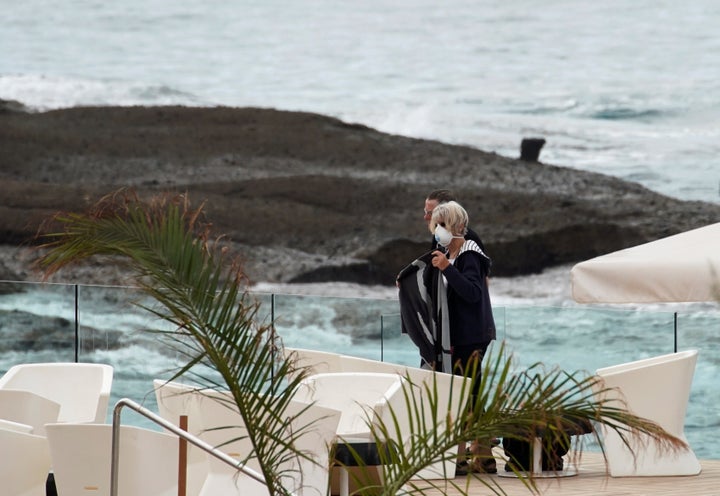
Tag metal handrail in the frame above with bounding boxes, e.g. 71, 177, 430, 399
110, 398, 267, 496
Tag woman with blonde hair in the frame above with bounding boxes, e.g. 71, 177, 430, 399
429, 200, 496, 474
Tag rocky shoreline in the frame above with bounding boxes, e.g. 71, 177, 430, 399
2, 103, 720, 287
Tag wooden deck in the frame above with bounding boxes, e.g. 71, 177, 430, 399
412, 449, 720, 496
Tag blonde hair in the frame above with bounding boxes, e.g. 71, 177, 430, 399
430, 200, 468, 236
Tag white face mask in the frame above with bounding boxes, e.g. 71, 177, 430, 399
434, 225, 460, 248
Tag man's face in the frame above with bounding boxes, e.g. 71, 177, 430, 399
423, 198, 439, 226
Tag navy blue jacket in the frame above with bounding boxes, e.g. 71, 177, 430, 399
440, 241, 496, 347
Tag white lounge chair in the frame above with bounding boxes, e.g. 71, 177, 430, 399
286, 349, 469, 479
293, 372, 405, 439
153, 379, 210, 496
0, 425, 52, 496
45, 423, 181, 496
331, 354, 469, 453
595, 349, 701, 476
282, 347, 344, 381
0, 362, 113, 424
155, 381, 341, 496
0, 389, 61, 436
195, 389, 341, 496
293, 372, 410, 495
0, 418, 34, 433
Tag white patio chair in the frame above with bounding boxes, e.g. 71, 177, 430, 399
286, 351, 468, 479
0, 362, 113, 423
292, 372, 410, 496
0, 389, 61, 436
0, 425, 52, 496
0, 418, 34, 433
595, 349, 701, 476
153, 379, 210, 496
282, 347, 344, 381
45, 423, 182, 496
293, 372, 405, 438
340, 355, 471, 479
195, 389, 341, 496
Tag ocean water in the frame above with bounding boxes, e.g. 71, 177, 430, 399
2, 0, 719, 203
2, 0, 720, 459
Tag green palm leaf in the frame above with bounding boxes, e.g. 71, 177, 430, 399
38, 189, 312, 495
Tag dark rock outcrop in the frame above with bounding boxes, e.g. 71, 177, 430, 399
0, 99, 30, 114
520, 137, 546, 162
2, 105, 719, 286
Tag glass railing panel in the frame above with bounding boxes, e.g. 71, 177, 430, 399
0, 281, 79, 368
675, 305, 720, 460
498, 305, 678, 372
75, 284, 182, 426
370, 311, 423, 367
264, 294, 512, 368
266, 293, 400, 362
497, 304, 720, 460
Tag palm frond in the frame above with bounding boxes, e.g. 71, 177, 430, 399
36, 189, 313, 495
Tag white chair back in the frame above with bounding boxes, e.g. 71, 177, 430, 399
595, 349, 701, 476
0, 363, 113, 423
0, 426, 52, 496
196, 390, 340, 496
282, 348, 344, 380
293, 372, 405, 438
153, 379, 210, 496
45, 423, 181, 496
0, 418, 34, 433
286, 350, 469, 479
0, 389, 61, 436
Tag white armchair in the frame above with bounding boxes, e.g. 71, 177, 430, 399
293, 372, 406, 439
0, 389, 61, 436
595, 349, 701, 476
282, 347, 344, 380
0, 425, 51, 496
155, 380, 343, 496
45, 423, 181, 496
285, 349, 470, 479
292, 372, 406, 496
153, 379, 210, 496
0, 362, 113, 424
195, 389, 341, 496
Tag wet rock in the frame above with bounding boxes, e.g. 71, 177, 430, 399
0, 99, 30, 114
1, 105, 719, 286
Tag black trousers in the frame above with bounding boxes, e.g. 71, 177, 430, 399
451, 342, 490, 409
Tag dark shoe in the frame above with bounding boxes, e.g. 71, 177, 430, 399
455, 460, 472, 476
457, 457, 497, 476
466, 441, 498, 474
475, 457, 498, 474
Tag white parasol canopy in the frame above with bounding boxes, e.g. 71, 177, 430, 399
571, 222, 720, 303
